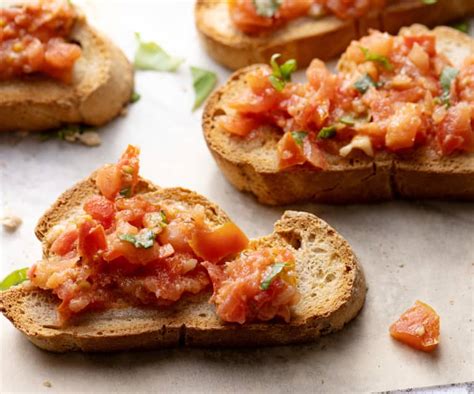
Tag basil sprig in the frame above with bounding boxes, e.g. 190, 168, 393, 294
0, 268, 29, 291
269, 53, 297, 92
439, 67, 459, 106
191, 66, 218, 111
260, 262, 287, 290
253, 0, 282, 17
119, 229, 155, 249
359, 46, 393, 71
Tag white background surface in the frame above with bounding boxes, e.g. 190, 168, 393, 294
0, 1, 473, 392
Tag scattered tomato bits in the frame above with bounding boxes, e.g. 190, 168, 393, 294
0, 0, 81, 83
389, 300, 440, 352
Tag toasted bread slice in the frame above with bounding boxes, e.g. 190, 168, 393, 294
0, 173, 365, 352
202, 25, 474, 205
195, 0, 474, 70
0, 13, 134, 132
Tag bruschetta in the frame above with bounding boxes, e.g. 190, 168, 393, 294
195, 0, 474, 70
0, 146, 366, 352
202, 25, 474, 204
0, 0, 133, 132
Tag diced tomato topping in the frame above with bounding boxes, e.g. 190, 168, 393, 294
204, 247, 300, 324
385, 103, 423, 151
403, 35, 436, 57
218, 114, 262, 137
0, 0, 81, 83
50, 229, 78, 256
84, 195, 116, 229
96, 164, 122, 200
77, 220, 107, 262
436, 102, 474, 155
190, 222, 249, 263
390, 301, 440, 352
277, 132, 307, 169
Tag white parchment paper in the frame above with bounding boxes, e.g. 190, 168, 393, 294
0, 1, 473, 392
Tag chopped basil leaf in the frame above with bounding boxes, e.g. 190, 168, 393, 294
0, 268, 29, 291
422, 0, 437, 4
160, 210, 168, 224
339, 116, 355, 126
134, 33, 183, 72
450, 20, 469, 33
38, 125, 88, 142
260, 262, 287, 290
291, 131, 308, 146
119, 187, 131, 197
119, 229, 155, 249
130, 91, 141, 103
191, 66, 218, 111
269, 53, 297, 91
354, 74, 378, 94
253, 0, 282, 18
439, 67, 459, 106
146, 211, 168, 228
359, 46, 393, 71
317, 126, 337, 139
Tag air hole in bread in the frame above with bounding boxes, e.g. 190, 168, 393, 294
96, 331, 103, 336
199, 313, 207, 318
213, 108, 226, 117
325, 273, 335, 283
280, 231, 302, 250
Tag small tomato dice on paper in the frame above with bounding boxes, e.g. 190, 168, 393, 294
389, 300, 440, 352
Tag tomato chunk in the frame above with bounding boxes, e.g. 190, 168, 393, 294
84, 195, 116, 229
389, 300, 440, 352
190, 222, 249, 263
78, 221, 107, 262
277, 132, 306, 169
218, 114, 262, 137
50, 229, 78, 256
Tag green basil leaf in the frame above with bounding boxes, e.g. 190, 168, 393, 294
191, 66, 218, 111
134, 33, 183, 72
422, 0, 437, 4
119, 229, 155, 249
260, 262, 287, 290
253, 0, 282, 18
354, 74, 378, 94
0, 268, 29, 291
38, 125, 87, 142
269, 75, 285, 91
450, 20, 469, 33
339, 116, 356, 126
130, 91, 141, 103
360, 46, 393, 71
291, 131, 308, 146
439, 66, 459, 106
317, 126, 337, 139
268, 53, 297, 91
119, 187, 131, 198
160, 210, 168, 225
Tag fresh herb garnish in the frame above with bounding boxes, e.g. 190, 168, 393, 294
439, 66, 459, 106
130, 91, 141, 103
339, 116, 355, 126
291, 131, 308, 146
191, 66, 218, 111
422, 0, 437, 4
0, 268, 29, 291
450, 20, 469, 33
119, 187, 131, 198
39, 125, 83, 141
354, 74, 379, 94
269, 53, 297, 92
260, 262, 287, 290
160, 210, 168, 224
359, 46, 393, 71
145, 211, 168, 228
317, 126, 337, 139
253, 0, 282, 17
134, 33, 183, 72
119, 229, 155, 249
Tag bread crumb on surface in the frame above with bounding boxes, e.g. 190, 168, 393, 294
43, 381, 52, 388
1, 215, 22, 231
77, 131, 101, 147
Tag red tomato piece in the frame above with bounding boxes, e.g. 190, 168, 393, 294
50, 228, 78, 256
96, 164, 122, 200
190, 222, 249, 263
277, 132, 306, 169
389, 300, 440, 352
78, 221, 107, 261
404, 35, 436, 57
218, 114, 262, 137
436, 102, 474, 155
84, 195, 116, 229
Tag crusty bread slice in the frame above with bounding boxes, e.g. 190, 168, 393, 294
0, 173, 365, 352
195, 0, 474, 70
0, 13, 134, 132
202, 25, 474, 205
